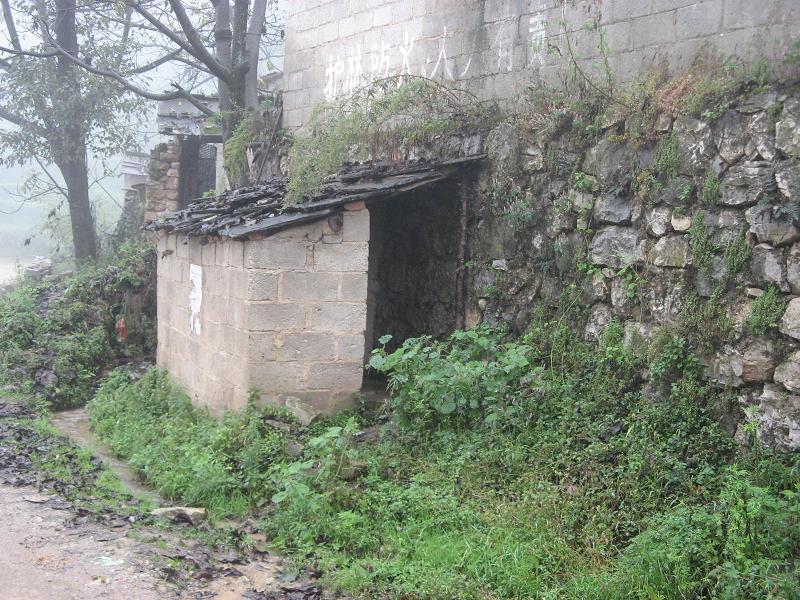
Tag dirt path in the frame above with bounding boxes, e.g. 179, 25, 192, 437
0, 483, 168, 600
50, 408, 161, 504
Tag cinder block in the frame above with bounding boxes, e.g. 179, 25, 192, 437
230, 242, 245, 268
338, 273, 368, 301
246, 239, 310, 270
630, 11, 676, 49
249, 360, 307, 393
276, 332, 337, 361
675, 0, 723, 40
310, 302, 367, 332
248, 271, 279, 300
248, 332, 275, 362
229, 268, 248, 300
247, 302, 307, 331
314, 242, 369, 272
307, 361, 364, 390
342, 209, 370, 242
176, 236, 190, 259
279, 272, 339, 301
336, 333, 366, 362
189, 238, 203, 263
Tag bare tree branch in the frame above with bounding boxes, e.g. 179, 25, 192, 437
165, 0, 232, 82
39, 25, 214, 115
0, 0, 21, 52
0, 105, 48, 137
245, 0, 268, 110
128, 47, 182, 74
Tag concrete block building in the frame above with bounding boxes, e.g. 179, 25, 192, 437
151, 160, 478, 414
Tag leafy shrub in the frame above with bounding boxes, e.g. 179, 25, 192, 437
702, 168, 721, 204
0, 241, 156, 408
723, 232, 752, 275
89, 369, 291, 515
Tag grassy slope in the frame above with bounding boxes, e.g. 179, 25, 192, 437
88, 315, 800, 599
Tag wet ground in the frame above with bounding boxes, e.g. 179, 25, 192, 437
0, 398, 328, 600
51, 408, 161, 504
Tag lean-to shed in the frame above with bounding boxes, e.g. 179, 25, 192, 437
149, 156, 482, 415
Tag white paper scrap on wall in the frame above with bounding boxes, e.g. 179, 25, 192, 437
189, 263, 203, 335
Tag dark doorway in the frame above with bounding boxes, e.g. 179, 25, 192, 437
178, 137, 219, 208
364, 181, 463, 365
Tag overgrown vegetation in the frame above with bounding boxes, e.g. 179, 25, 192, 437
89, 370, 293, 515
89, 303, 800, 598
702, 168, 721, 204
0, 241, 156, 408
286, 77, 495, 204
689, 213, 719, 275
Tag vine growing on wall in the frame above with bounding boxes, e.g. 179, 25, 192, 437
285, 76, 496, 205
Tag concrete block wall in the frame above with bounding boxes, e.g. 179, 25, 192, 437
282, 0, 800, 128
156, 232, 250, 414
155, 205, 370, 415
244, 205, 370, 414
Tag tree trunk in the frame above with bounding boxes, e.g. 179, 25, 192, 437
57, 152, 98, 265
244, 0, 268, 111
53, 0, 97, 264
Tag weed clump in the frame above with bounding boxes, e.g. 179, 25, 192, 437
654, 132, 682, 180
689, 213, 719, 274
746, 284, 787, 335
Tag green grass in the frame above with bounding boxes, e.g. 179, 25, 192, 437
89, 369, 294, 516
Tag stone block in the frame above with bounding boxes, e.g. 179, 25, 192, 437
247, 302, 307, 331
314, 242, 369, 272
176, 235, 190, 258
311, 303, 367, 333
339, 273, 368, 301
307, 361, 364, 390
279, 272, 339, 301
674, 0, 723, 40
248, 332, 275, 362
247, 271, 279, 301
276, 332, 337, 361
630, 10, 676, 49
246, 239, 310, 270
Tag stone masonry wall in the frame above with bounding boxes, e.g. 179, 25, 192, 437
282, 0, 800, 128
145, 141, 181, 222
155, 205, 370, 416
468, 84, 800, 452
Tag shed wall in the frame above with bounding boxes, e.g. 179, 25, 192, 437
155, 205, 370, 415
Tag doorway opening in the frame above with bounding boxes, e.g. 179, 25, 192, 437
364, 180, 464, 386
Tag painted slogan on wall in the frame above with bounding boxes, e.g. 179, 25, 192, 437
323, 3, 557, 101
